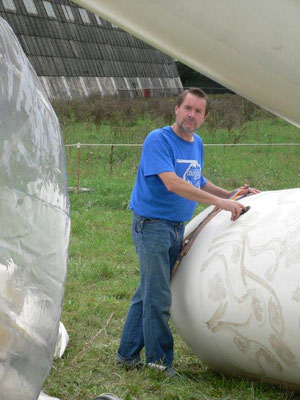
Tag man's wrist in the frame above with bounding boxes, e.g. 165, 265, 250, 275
226, 189, 235, 199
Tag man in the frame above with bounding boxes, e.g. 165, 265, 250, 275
116, 88, 259, 377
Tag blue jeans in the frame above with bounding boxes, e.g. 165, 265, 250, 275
117, 213, 184, 367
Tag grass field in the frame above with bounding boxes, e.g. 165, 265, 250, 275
45, 96, 299, 400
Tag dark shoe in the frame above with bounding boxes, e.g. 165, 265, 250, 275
115, 353, 143, 369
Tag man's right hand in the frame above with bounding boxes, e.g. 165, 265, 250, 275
216, 198, 247, 221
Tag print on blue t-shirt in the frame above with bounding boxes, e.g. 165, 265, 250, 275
130, 126, 207, 221
177, 159, 202, 188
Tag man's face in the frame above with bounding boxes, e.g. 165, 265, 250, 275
174, 93, 207, 136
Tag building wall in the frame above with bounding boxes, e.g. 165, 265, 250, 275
0, 0, 182, 99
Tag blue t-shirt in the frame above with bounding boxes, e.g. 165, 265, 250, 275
129, 126, 207, 221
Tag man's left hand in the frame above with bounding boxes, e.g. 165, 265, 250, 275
229, 184, 261, 198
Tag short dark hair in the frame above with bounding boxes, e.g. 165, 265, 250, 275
176, 87, 210, 116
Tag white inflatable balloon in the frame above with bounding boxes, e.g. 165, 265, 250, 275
0, 17, 70, 399
54, 322, 70, 360
171, 189, 300, 390
73, 0, 300, 127
38, 392, 60, 400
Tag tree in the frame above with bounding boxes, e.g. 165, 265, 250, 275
176, 61, 228, 92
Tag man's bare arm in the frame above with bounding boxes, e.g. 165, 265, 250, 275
202, 179, 261, 198
158, 172, 245, 221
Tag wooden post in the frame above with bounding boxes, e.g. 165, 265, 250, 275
110, 145, 114, 174
77, 143, 81, 191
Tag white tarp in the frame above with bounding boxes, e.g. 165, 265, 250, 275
0, 17, 70, 399
73, 0, 300, 128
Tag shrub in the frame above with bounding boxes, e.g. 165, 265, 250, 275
52, 93, 274, 131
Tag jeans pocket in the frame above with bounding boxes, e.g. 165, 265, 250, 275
134, 218, 143, 233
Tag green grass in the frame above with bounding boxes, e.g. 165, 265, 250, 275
44, 111, 299, 400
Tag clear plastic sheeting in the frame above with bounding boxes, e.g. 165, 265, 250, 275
0, 17, 70, 400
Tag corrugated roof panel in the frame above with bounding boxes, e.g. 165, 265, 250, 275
116, 31, 125, 46
30, 18, 44, 36
112, 46, 122, 61
18, 14, 31, 34
34, 36, 47, 55
25, 16, 39, 34
52, 1, 64, 20
16, 0, 27, 14
37, 55, 58, 75
103, 29, 112, 43
93, 27, 103, 43
90, 43, 100, 58
83, 58, 94, 75
48, 38, 59, 56
74, 59, 84, 75
74, 22, 84, 41
67, 22, 79, 40
142, 48, 150, 63
83, 58, 92, 75
110, 30, 119, 45
89, 25, 99, 41
82, 25, 92, 42
62, 39, 75, 57
126, 48, 136, 62
53, 57, 67, 75
56, 38, 68, 57
57, 21, 68, 40
47, 20, 59, 38
101, 44, 110, 59
27, 54, 41, 74
69, 40, 80, 58
17, 34, 29, 53
73, 58, 84, 75
34, 0, 46, 16
117, 46, 125, 61
4, 13, 17, 32
43, 37, 57, 56
92, 59, 103, 75
26, 35, 38, 54
101, 59, 111, 76
121, 61, 130, 77
62, 58, 73, 75
81, 42, 91, 58
10, 14, 21, 33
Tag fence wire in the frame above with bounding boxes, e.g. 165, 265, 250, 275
65, 142, 300, 191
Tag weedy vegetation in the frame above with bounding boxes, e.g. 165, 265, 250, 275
45, 94, 299, 400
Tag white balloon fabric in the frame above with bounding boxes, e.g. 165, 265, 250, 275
0, 17, 70, 400
38, 392, 60, 400
171, 189, 300, 390
54, 322, 70, 360
72, 0, 300, 127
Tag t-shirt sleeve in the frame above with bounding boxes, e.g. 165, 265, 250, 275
199, 138, 207, 187
142, 133, 175, 176
200, 174, 207, 187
